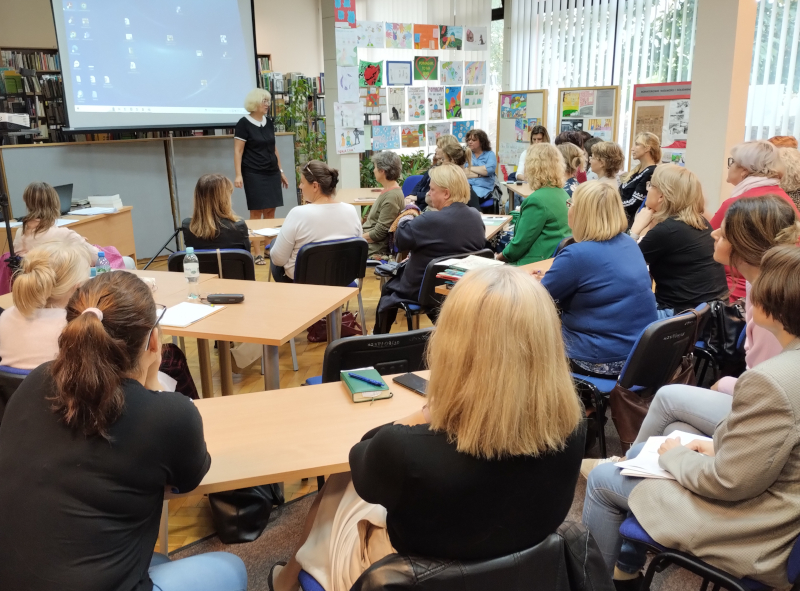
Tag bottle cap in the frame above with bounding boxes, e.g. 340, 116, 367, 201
186, 247, 194, 254
98, 252, 105, 257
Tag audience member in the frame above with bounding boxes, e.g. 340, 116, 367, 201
464, 129, 497, 206
542, 181, 657, 378
438, 141, 481, 210
270, 161, 361, 282
497, 143, 570, 266
0, 271, 246, 591
778, 146, 800, 209
767, 135, 798, 149
710, 140, 798, 299
181, 174, 251, 257
408, 134, 461, 209
589, 142, 625, 183
583, 136, 604, 181
271, 265, 586, 591
630, 164, 727, 317
516, 124, 550, 180
362, 152, 404, 260
583, 245, 800, 590
374, 164, 485, 334
557, 142, 586, 196
619, 132, 660, 224
555, 132, 588, 183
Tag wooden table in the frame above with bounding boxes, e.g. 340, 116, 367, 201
482, 214, 512, 240
506, 182, 532, 201
434, 258, 555, 296
245, 218, 285, 255
336, 187, 380, 207
156, 278, 358, 396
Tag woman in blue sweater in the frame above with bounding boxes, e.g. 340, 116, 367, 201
541, 181, 657, 377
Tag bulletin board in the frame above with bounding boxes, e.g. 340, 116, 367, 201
630, 81, 691, 168
556, 85, 620, 142
495, 89, 548, 174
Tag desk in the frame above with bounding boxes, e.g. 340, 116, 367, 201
505, 182, 532, 202
433, 258, 555, 296
336, 187, 380, 207
482, 214, 512, 240
245, 218, 285, 255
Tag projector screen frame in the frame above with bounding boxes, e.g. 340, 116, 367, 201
49, 0, 261, 134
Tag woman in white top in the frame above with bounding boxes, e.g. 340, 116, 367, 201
515, 125, 550, 181
270, 160, 362, 282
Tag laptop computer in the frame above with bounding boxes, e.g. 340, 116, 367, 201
53, 184, 73, 215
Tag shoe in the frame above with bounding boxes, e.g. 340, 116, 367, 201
267, 561, 287, 591
580, 456, 622, 479
613, 573, 644, 591
254, 254, 266, 265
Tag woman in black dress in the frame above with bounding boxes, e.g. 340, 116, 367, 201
233, 88, 288, 220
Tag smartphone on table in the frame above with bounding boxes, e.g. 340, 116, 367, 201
392, 373, 428, 397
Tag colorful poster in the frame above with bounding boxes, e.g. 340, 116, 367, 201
427, 86, 445, 121
413, 56, 438, 81
334, 0, 356, 28
514, 119, 528, 142
385, 22, 413, 49
386, 61, 413, 86
441, 61, 463, 84
356, 20, 384, 48
372, 125, 401, 150
578, 90, 595, 116
413, 24, 439, 50
500, 93, 527, 118
334, 102, 364, 129
445, 86, 462, 119
499, 141, 528, 166
359, 60, 383, 87
562, 91, 580, 117
453, 120, 475, 142
463, 86, 484, 107
337, 66, 359, 103
464, 26, 488, 51
427, 122, 452, 146
359, 86, 386, 114
335, 28, 358, 67
588, 118, 613, 140
439, 26, 463, 50
407, 87, 426, 121
337, 128, 365, 154
388, 87, 405, 122
464, 61, 486, 85
401, 124, 425, 148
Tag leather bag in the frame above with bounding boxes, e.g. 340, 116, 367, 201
307, 311, 362, 343
701, 299, 747, 376
208, 483, 284, 544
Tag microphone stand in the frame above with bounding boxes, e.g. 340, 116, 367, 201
0, 193, 21, 274
142, 227, 183, 270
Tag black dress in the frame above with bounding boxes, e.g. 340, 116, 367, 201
234, 115, 284, 210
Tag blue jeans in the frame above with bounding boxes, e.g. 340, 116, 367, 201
149, 552, 247, 591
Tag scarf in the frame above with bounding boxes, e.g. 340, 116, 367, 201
730, 176, 780, 199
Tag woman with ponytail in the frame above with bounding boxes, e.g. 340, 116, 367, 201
0, 271, 246, 591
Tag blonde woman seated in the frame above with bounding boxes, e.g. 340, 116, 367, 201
778, 146, 800, 210
270, 265, 586, 591
557, 142, 586, 197
541, 181, 656, 378
589, 142, 625, 184
496, 143, 570, 266
0, 242, 89, 369
181, 174, 252, 257
408, 134, 462, 209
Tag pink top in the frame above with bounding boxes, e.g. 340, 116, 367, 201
0, 306, 67, 370
716, 282, 783, 395
13, 221, 99, 264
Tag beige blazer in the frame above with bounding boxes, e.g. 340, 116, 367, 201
629, 338, 800, 589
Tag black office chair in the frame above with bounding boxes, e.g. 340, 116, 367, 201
294, 237, 369, 335
0, 365, 30, 425
553, 235, 575, 257
167, 248, 256, 281
400, 249, 495, 331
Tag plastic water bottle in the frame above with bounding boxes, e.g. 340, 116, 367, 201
184, 247, 200, 300
96, 252, 110, 274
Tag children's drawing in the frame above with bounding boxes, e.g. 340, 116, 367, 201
441, 61, 463, 85
335, 28, 358, 67
427, 123, 452, 146
500, 93, 527, 118
464, 27, 488, 51
439, 26, 463, 50
334, 0, 356, 28
464, 61, 486, 85
337, 66, 359, 103
414, 56, 438, 81
463, 86, 484, 107
385, 23, 413, 49
372, 126, 401, 150
359, 60, 383, 87
388, 87, 405, 122
386, 61, 413, 86
427, 86, 445, 121
356, 20, 383, 48
445, 86, 462, 119
452, 120, 475, 142
413, 24, 439, 50
407, 87, 426, 121
401, 124, 425, 148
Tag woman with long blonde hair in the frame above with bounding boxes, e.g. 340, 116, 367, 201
557, 142, 586, 197
620, 132, 661, 224
270, 265, 586, 591
181, 174, 252, 257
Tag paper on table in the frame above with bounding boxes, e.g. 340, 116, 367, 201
253, 227, 280, 237
161, 301, 225, 328
436, 255, 505, 270
55, 219, 78, 227
8, 221, 22, 228
354, 197, 375, 202
482, 216, 507, 225
615, 430, 713, 480
69, 207, 118, 216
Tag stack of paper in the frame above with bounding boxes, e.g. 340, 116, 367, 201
88, 194, 124, 209
483, 216, 508, 226
436, 255, 505, 270
70, 207, 118, 216
614, 431, 713, 480
160, 302, 225, 328
253, 227, 281, 238
55, 219, 78, 227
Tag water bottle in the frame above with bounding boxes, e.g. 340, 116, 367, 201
96, 252, 110, 274
184, 247, 200, 300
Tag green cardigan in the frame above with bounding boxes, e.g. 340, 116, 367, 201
502, 186, 571, 265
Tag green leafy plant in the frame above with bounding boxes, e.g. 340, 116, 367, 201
274, 79, 327, 187
359, 150, 432, 188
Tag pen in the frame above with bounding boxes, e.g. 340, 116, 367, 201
347, 372, 384, 387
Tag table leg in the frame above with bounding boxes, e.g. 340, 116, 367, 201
218, 341, 234, 396
263, 345, 280, 391
158, 499, 169, 554
326, 307, 343, 343
197, 338, 213, 398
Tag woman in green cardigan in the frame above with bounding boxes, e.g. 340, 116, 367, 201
497, 143, 571, 265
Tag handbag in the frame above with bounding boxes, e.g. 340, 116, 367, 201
307, 311, 362, 343
208, 483, 284, 544
701, 299, 747, 376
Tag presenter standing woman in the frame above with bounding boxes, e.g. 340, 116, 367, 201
234, 88, 288, 220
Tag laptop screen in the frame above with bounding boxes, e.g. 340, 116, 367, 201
52, 184, 73, 216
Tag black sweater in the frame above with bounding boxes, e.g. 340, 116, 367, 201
181, 218, 251, 252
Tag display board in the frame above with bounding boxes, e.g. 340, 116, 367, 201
556, 85, 620, 143
495, 89, 547, 177
630, 82, 691, 168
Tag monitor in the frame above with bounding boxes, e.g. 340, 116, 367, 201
53, 184, 74, 215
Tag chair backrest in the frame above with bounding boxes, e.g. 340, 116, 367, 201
552, 235, 575, 257
417, 249, 495, 308
0, 365, 30, 425
320, 328, 433, 383
168, 249, 255, 281
402, 175, 424, 197
618, 312, 700, 390
294, 237, 368, 287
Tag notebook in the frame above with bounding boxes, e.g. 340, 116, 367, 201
253, 227, 281, 237
614, 430, 713, 480
160, 302, 225, 328
340, 367, 392, 403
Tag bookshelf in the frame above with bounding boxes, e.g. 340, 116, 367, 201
256, 54, 272, 90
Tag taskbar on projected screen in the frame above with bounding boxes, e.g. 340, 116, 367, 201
73, 106, 247, 114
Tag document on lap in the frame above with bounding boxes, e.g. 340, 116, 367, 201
615, 430, 713, 480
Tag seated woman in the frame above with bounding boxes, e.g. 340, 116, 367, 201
408, 134, 461, 210
270, 161, 362, 282
778, 146, 800, 210
556, 142, 585, 196
619, 132, 660, 225
438, 141, 481, 210
181, 173, 252, 259
541, 181, 656, 378
496, 143, 570, 266
629, 164, 728, 318
373, 164, 485, 334
463, 129, 497, 206
0, 271, 246, 591
555, 131, 587, 183
583, 137, 603, 181
589, 141, 624, 184
362, 151, 405, 260
272, 265, 586, 591
583, 245, 800, 591
516, 124, 550, 181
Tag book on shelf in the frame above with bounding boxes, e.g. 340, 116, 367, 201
0, 50, 60, 72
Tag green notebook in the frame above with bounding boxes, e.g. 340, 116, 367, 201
341, 367, 392, 403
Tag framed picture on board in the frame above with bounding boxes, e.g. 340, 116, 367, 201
494, 89, 548, 169
386, 61, 413, 86
556, 86, 620, 143
630, 81, 691, 169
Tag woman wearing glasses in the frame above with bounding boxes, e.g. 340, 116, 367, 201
270, 160, 362, 282
0, 271, 247, 591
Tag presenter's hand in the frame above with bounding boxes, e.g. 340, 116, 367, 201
280, 172, 289, 189
234, 175, 243, 189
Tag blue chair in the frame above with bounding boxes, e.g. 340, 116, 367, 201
168, 248, 256, 281
0, 365, 31, 424
572, 308, 702, 457
402, 174, 424, 198
620, 515, 800, 591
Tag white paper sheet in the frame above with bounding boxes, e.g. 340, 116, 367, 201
55, 219, 79, 226
69, 207, 117, 216
253, 227, 280, 237
161, 301, 225, 328
615, 430, 713, 480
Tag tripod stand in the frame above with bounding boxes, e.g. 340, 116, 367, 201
0, 193, 21, 275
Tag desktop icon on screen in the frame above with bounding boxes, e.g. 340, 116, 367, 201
220, 35, 227, 44
124, 17, 130, 25
92, 91, 97, 98
128, 47, 133, 54
83, 32, 90, 39
82, 18, 89, 25
126, 33, 132, 40
68, 16, 74, 24
200, 80, 208, 86
66, 2, 73, 9
74, 60, 80, 67
130, 62, 136, 69
76, 75, 81, 83
176, 6, 181, 13
70, 31, 77, 39
71, 45, 78, 53
167, 35, 174, 42
89, 75, 95, 83
196, 50, 203, 56
77, 90, 83, 98
104, 76, 110, 83
81, 3, 87, 9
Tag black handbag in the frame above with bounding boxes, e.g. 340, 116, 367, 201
701, 299, 747, 376
208, 483, 284, 544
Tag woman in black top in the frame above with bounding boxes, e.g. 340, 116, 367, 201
619, 132, 660, 225
234, 88, 288, 220
629, 164, 728, 317
182, 173, 252, 255
0, 272, 246, 591
270, 265, 585, 591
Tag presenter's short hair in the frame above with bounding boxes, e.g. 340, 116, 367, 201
429, 163, 470, 204
244, 88, 271, 113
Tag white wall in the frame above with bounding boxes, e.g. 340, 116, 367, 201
253, 0, 324, 76
0, 0, 57, 49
